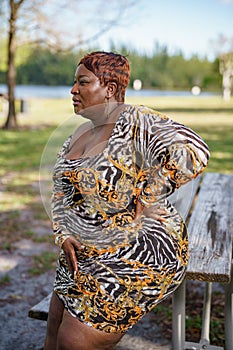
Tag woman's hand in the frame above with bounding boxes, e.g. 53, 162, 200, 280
61, 237, 84, 275
134, 200, 167, 223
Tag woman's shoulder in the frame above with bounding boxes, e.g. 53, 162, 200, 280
125, 104, 171, 127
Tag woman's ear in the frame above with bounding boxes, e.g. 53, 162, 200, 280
106, 82, 117, 99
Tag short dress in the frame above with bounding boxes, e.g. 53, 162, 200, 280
52, 105, 209, 333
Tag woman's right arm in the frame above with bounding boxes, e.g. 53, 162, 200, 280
51, 172, 71, 248
52, 173, 83, 274
51, 133, 86, 274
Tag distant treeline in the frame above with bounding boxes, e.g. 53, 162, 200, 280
0, 45, 222, 91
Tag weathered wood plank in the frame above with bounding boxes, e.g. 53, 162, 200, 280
186, 173, 233, 283
28, 293, 51, 320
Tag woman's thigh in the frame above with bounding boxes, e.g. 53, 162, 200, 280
57, 309, 124, 350
47, 292, 64, 330
44, 291, 64, 350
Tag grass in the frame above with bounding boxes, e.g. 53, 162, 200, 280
0, 274, 11, 286
1, 95, 232, 176
0, 126, 54, 174
29, 251, 58, 275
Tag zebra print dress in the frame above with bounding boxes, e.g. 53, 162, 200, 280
52, 105, 209, 333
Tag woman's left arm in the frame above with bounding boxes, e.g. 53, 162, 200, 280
136, 111, 210, 207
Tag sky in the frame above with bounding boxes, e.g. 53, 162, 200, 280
82, 0, 233, 60
2, 0, 233, 62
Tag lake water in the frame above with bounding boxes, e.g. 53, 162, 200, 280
0, 84, 219, 99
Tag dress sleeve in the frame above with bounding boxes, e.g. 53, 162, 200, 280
51, 137, 72, 248
135, 108, 210, 206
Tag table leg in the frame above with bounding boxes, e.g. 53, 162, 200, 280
200, 282, 212, 343
224, 271, 233, 350
172, 279, 186, 350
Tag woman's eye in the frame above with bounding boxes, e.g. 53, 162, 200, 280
79, 80, 88, 85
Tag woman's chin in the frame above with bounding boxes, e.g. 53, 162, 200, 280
74, 106, 84, 115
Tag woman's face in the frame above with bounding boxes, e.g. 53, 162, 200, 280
71, 64, 108, 115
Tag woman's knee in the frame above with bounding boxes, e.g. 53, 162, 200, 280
57, 310, 123, 350
57, 311, 86, 350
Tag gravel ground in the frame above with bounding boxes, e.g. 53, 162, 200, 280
0, 239, 171, 350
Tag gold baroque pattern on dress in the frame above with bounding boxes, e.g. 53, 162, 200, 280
52, 105, 209, 333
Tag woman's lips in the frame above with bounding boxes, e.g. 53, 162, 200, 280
72, 99, 81, 106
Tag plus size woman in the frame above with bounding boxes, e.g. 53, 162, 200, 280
43, 51, 209, 350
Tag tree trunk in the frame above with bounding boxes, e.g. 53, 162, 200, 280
219, 52, 233, 102
3, 0, 17, 129
222, 70, 232, 101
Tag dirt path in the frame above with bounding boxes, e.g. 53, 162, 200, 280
0, 243, 55, 350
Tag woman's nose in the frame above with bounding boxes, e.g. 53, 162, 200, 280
71, 83, 79, 95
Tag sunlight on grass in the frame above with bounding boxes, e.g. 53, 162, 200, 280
1, 170, 40, 211
18, 98, 74, 127
126, 95, 233, 110
0, 95, 232, 230
1, 192, 33, 211
167, 112, 233, 126
212, 151, 232, 159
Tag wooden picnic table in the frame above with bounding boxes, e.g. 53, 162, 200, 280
171, 172, 233, 350
29, 172, 233, 350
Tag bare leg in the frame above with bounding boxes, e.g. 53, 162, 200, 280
57, 309, 124, 350
44, 292, 64, 350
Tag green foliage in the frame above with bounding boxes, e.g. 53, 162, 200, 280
186, 313, 202, 329
0, 43, 220, 90
16, 47, 79, 85
1, 242, 11, 250
125, 43, 221, 91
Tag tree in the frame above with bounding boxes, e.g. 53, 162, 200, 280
4, 0, 25, 129
0, 0, 136, 129
219, 52, 233, 101
212, 34, 233, 101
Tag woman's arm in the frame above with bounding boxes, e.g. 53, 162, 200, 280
135, 109, 210, 206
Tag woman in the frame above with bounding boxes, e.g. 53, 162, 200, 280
44, 51, 209, 350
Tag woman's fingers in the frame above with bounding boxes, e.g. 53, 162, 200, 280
62, 237, 84, 275
69, 249, 78, 275
134, 200, 167, 222
134, 200, 144, 222
143, 206, 167, 222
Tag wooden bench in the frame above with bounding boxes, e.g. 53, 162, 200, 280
171, 173, 233, 350
29, 172, 233, 350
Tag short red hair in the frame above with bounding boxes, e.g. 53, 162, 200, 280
78, 51, 130, 102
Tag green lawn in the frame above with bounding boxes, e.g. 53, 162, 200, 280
1, 95, 232, 175
0, 95, 232, 214
0, 95, 232, 211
